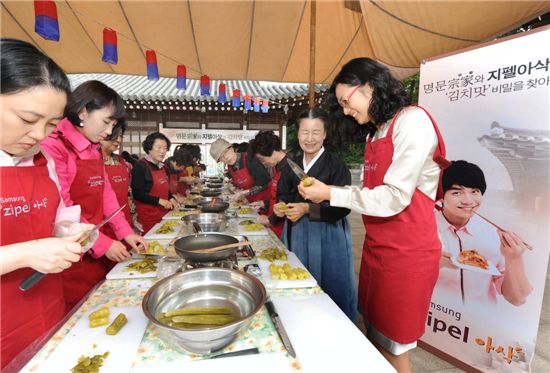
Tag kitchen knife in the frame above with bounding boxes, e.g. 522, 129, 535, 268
265, 300, 296, 358
19, 204, 127, 291
210, 347, 259, 359
286, 158, 307, 181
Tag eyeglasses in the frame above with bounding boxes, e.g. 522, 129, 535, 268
338, 84, 361, 109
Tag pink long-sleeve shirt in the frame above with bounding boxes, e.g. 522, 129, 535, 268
41, 118, 133, 257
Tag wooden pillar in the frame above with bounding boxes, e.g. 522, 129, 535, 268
308, 0, 316, 109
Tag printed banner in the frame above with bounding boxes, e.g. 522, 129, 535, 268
419, 28, 550, 372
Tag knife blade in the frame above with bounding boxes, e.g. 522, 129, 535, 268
286, 158, 307, 181
265, 300, 296, 358
19, 203, 127, 291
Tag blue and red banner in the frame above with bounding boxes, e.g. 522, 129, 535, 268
146, 50, 159, 81
102, 28, 117, 64
261, 99, 269, 113
218, 83, 227, 104
200, 75, 210, 96
244, 94, 252, 110
177, 65, 186, 89
232, 89, 241, 107
34, 1, 59, 41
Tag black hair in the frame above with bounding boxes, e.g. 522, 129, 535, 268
65, 80, 126, 127
251, 131, 282, 157
121, 150, 136, 165
171, 147, 194, 167
442, 160, 487, 195
1, 38, 70, 96
142, 132, 171, 154
232, 142, 249, 153
326, 57, 411, 145
106, 119, 127, 140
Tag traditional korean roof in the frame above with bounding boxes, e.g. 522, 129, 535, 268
478, 122, 550, 193
68, 74, 328, 103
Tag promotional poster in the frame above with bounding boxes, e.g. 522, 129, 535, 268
419, 28, 549, 372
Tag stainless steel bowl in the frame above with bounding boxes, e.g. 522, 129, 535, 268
142, 268, 267, 354
183, 212, 227, 232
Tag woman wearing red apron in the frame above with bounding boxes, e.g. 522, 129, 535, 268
131, 132, 180, 233
99, 122, 134, 240
209, 138, 271, 203
0, 39, 83, 369
250, 131, 288, 237
42, 81, 147, 311
164, 147, 195, 203
298, 58, 448, 372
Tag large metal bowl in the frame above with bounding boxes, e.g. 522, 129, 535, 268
183, 212, 227, 232
142, 268, 266, 354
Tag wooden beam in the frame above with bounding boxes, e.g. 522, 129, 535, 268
309, 0, 316, 109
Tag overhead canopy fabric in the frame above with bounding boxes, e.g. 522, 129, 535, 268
2, 1, 549, 83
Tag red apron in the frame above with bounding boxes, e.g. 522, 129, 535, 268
267, 166, 284, 237
228, 153, 271, 203
134, 159, 169, 233
0, 153, 65, 368
165, 164, 180, 196
177, 168, 188, 196
359, 106, 448, 344
62, 153, 113, 311
100, 155, 132, 240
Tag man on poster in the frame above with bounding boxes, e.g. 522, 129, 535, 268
435, 160, 532, 306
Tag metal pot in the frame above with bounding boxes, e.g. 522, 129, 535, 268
206, 182, 224, 189
183, 212, 227, 232
198, 200, 229, 213
174, 223, 238, 262
142, 268, 267, 354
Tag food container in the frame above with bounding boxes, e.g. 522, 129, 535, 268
142, 268, 267, 354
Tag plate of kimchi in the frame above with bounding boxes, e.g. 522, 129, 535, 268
451, 250, 501, 275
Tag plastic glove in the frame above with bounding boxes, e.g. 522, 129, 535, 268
53, 221, 98, 252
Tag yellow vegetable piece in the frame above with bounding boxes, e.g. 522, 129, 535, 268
302, 176, 313, 187
106, 313, 128, 336
88, 307, 109, 321
89, 317, 109, 328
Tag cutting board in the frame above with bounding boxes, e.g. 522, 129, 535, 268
238, 224, 269, 236
162, 210, 198, 220
36, 306, 148, 373
257, 252, 317, 288
143, 221, 183, 240
106, 258, 158, 279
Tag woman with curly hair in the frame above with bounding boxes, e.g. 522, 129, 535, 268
298, 58, 448, 372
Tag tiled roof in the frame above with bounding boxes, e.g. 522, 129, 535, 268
68, 74, 329, 102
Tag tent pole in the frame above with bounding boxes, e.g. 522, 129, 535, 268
309, 0, 316, 109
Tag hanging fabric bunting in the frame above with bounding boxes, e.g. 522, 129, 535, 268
102, 28, 117, 64
176, 65, 186, 90
145, 50, 159, 81
34, 1, 60, 41
253, 97, 261, 112
200, 75, 210, 96
261, 99, 269, 113
232, 89, 241, 107
244, 94, 252, 111
218, 83, 227, 104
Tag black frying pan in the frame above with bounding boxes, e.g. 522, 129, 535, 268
200, 189, 222, 197
198, 200, 229, 213
174, 223, 238, 262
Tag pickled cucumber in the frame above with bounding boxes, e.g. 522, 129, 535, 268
88, 307, 109, 321
124, 258, 157, 274
171, 314, 238, 325
164, 306, 232, 317
71, 351, 109, 373
89, 317, 109, 328
258, 247, 288, 262
106, 313, 127, 335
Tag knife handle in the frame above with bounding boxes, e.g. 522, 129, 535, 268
265, 300, 277, 316
19, 271, 46, 291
